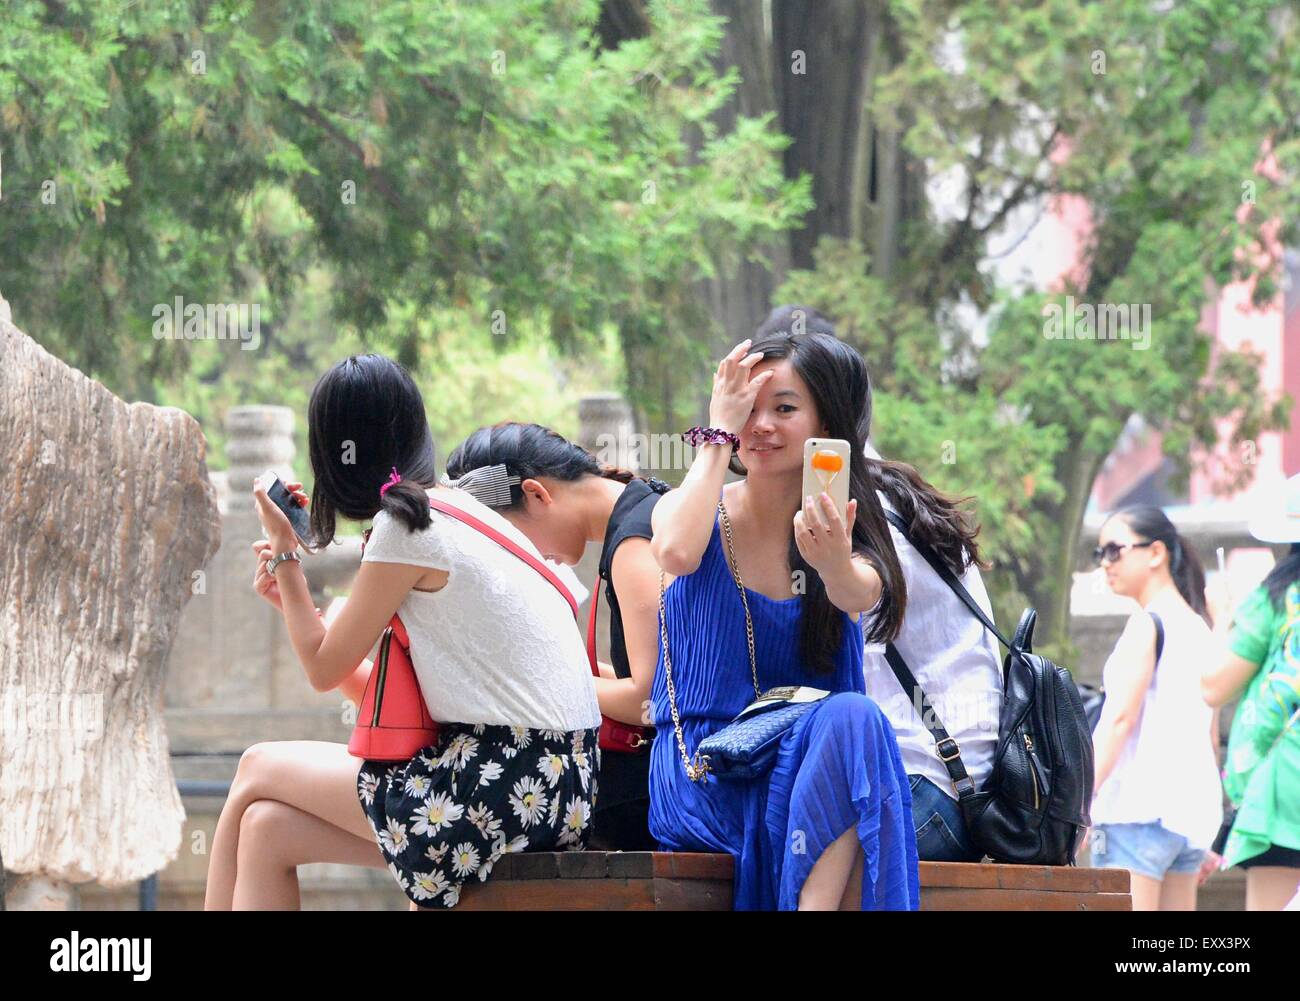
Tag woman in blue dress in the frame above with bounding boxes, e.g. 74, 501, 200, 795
648, 309, 920, 910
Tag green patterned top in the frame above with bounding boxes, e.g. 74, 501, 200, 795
1222, 582, 1300, 865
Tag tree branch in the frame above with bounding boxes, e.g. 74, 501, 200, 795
280, 95, 406, 212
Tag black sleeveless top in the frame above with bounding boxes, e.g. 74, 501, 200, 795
598, 477, 671, 679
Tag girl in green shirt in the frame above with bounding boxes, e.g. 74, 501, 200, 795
1204, 484, 1300, 911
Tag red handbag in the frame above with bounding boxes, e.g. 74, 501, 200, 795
586, 581, 651, 753
347, 614, 438, 762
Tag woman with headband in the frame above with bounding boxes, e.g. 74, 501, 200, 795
445, 422, 671, 851
203, 354, 601, 910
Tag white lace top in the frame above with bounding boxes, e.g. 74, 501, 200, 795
360, 490, 601, 732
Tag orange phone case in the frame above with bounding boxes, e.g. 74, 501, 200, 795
801, 438, 852, 525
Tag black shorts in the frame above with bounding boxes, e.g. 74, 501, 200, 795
1237, 843, 1300, 869
589, 740, 656, 851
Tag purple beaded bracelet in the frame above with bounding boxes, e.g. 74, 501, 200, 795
683, 426, 740, 452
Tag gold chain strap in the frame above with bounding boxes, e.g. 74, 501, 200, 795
659, 499, 758, 782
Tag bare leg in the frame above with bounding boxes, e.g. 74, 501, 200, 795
1156, 872, 1198, 911
799, 827, 859, 910
1128, 871, 1163, 911
205, 740, 374, 910
838, 847, 865, 910
233, 799, 388, 910
1246, 867, 1300, 910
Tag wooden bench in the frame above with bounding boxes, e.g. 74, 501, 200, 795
424, 852, 1131, 910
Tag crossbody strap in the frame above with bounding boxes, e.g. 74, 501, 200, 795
883, 643, 979, 800
881, 509, 999, 801
884, 510, 1012, 653
427, 496, 579, 621
586, 578, 601, 680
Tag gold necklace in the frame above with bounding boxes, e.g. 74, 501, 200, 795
659, 500, 759, 782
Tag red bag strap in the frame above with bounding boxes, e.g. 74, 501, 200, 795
586, 578, 600, 679
389, 614, 410, 649
426, 496, 579, 620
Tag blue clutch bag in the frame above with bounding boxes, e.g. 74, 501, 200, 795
695, 687, 831, 781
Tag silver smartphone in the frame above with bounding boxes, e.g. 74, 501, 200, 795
801, 439, 851, 525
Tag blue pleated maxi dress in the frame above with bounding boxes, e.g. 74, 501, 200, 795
647, 514, 921, 910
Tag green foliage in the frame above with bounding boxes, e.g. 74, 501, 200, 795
777, 237, 1066, 578
783, 0, 1298, 651
4, 0, 1298, 656
0, 0, 806, 415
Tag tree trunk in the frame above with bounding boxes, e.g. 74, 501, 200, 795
1012, 437, 1109, 659
691, 0, 793, 422
600, 1, 927, 433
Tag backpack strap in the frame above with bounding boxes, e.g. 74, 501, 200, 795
881, 509, 1003, 802
883, 642, 979, 802
884, 510, 1013, 654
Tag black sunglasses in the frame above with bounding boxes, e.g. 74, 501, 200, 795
1093, 540, 1155, 566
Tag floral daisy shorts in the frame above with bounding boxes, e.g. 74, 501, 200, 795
357, 721, 600, 908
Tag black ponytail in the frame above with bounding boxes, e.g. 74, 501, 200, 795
376, 478, 433, 534
445, 422, 641, 509
306, 354, 437, 546
1114, 505, 1210, 626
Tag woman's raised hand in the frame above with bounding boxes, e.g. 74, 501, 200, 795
252, 536, 322, 617
708, 338, 772, 436
794, 493, 859, 577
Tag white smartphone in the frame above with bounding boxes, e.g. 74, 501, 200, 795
802, 438, 852, 525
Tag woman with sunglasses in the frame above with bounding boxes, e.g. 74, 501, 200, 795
1087, 506, 1222, 910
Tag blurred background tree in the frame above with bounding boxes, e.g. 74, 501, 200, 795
0, 0, 805, 459
638, 0, 1299, 652
3, 0, 1298, 652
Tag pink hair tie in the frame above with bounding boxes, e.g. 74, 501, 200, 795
379, 467, 402, 498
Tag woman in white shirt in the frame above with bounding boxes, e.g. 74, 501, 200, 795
860, 448, 1003, 862
203, 354, 601, 910
1088, 505, 1222, 911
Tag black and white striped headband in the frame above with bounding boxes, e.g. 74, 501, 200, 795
439, 464, 521, 508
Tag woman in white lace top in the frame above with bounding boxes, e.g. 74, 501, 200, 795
204, 354, 600, 911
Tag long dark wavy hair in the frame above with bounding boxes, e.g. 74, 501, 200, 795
741, 306, 988, 674
306, 354, 439, 547
1110, 505, 1211, 626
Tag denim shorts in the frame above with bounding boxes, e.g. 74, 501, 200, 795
908, 773, 982, 863
1090, 822, 1204, 880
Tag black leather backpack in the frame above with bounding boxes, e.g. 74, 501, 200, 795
883, 512, 1094, 866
